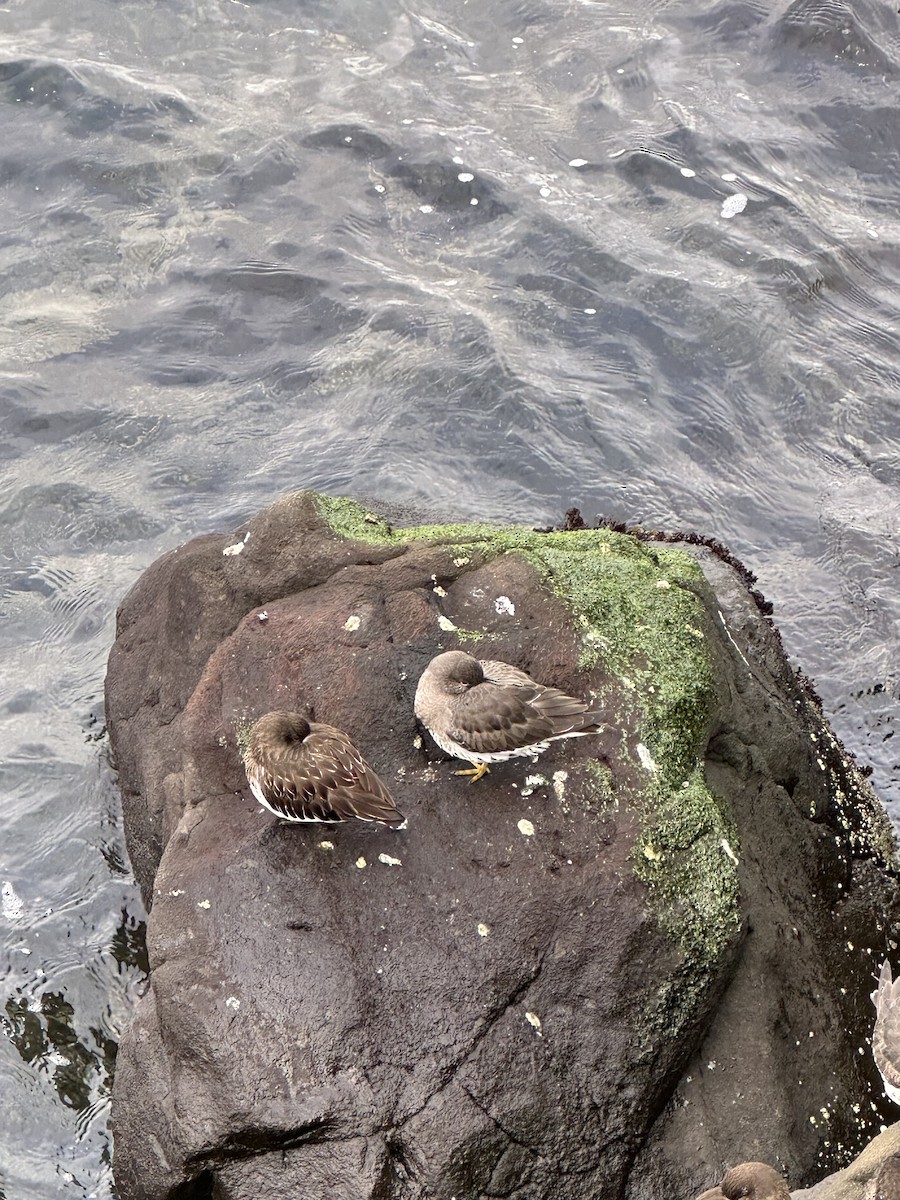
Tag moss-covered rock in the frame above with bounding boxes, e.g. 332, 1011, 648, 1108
106, 489, 898, 1200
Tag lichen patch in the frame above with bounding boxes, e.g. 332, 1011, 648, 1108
637, 743, 658, 773
521, 774, 547, 797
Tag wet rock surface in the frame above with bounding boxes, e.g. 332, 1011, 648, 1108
105, 491, 899, 1200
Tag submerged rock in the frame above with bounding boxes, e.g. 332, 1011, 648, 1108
105, 490, 899, 1200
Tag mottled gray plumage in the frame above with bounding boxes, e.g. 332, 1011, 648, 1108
414, 650, 604, 781
242, 711, 404, 827
873, 959, 900, 1105
695, 1162, 789, 1200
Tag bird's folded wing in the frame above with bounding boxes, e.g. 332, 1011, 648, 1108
267, 732, 403, 825
479, 660, 536, 687
451, 686, 555, 753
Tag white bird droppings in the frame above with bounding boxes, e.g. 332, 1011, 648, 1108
721, 838, 739, 865
223, 539, 245, 556
494, 595, 515, 616
458, 171, 474, 182
552, 770, 568, 801
453, 556, 471, 567
225, 996, 240, 1009
2, 881, 23, 921
257, 611, 269, 622
169, 889, 185, 897
318, 840, 335, 851
525, 1011, 543, 1035
413, 734, 422, 749
438, 615, 457, 631
521, 774, 547, 797
378, 853, 402, 867
356, 856, 367, 869
539, 186, 552, 197
655, 579, 671, 589
517, 818, 535, 837
569, 157, 588, 167
433, 584, 447, 597
477, 922, 490, 937
343, 615, 361, 631
721, 192, 748, 219
637, 743, 658, 773
197, 899, 211, 909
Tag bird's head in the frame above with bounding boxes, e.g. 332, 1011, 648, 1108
428, 650, 484, 695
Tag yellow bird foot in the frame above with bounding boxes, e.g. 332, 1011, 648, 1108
453, 762, 490, 783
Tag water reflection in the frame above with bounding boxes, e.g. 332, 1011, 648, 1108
3, 910, 146, 1118
4, 991, 113, 1113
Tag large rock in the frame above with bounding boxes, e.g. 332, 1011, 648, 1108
792, 1122, 900, 1199
105, 491, 899, 1200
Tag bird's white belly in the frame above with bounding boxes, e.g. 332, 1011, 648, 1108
429, 731, 550, 764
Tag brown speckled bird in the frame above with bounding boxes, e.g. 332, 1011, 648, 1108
242, 711, 404, 828
873, 959, 900, 1105
414, 650, 605, 783
695, 1162, 789, 1200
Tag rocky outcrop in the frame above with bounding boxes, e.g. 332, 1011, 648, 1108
105, 491, 899, 1200
792, 1123, 900, 1200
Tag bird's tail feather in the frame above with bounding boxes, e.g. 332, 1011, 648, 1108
341, 790, 406, 829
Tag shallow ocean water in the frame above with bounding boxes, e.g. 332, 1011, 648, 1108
1, 0, 899, 1193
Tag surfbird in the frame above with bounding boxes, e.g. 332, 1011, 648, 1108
695, 1162, 789, 1200
873, 958, 900, 1105
414, 650, 604, 782
242, 711, 405, 828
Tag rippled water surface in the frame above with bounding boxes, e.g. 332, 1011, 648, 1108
2, 0, 900, 1192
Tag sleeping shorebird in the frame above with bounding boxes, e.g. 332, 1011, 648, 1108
241, 711, 404, 828
695, 1162, 789, 1200
872, 958, 900, 1105
414, 650, 605, 783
